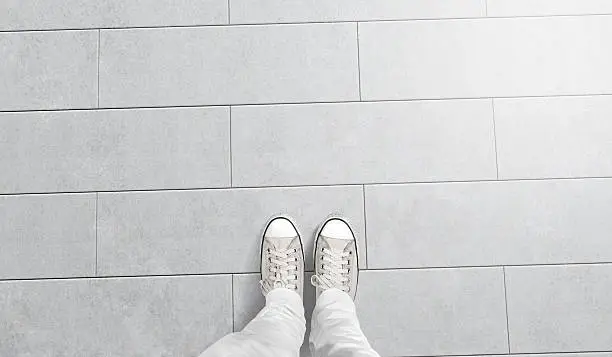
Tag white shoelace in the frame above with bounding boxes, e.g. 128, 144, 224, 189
311, 247, 352, 293
260, 246, 300, 295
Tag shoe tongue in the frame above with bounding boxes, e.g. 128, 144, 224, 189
270, 236, 297, 250
322, 236, 349, 252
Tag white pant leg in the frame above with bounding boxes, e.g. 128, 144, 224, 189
200, 288, 306, 357
309, 288, 380, 357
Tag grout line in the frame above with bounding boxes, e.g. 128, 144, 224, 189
94, 193, 98, 276
363, 261, 612, 271
227, 0, 231, 24
2, 262, 611, 283
484, 0, 488, 17
0, 272, 245, 283
4, 13, 612, 33
229, 106, 233, 187
491, 98, 500, 179
356, 22, 362, 101
362, 185, 369, 268
3, 176, 612, 197
503, 267, 511, 353
97, 29, 100, 108
231, 275, 235, 332
384, 351, 612, 357
3, 93, 612, 113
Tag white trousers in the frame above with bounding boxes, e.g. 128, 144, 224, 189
199, 288, 380, 357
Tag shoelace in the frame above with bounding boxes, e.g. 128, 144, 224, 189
260, 246, 299, 295
311, 247, 351, 293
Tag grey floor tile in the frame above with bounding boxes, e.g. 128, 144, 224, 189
98, 186, 365, 276
495, 96, 612, 179
99, 24, 358, 108
506, 264, 612, 353
366, 179, 612, 269
0, 107, 229, 194
0, 0, 228, 30
487, 0, 612, 17
230, 0, 484, 24
232, 100, 496, 186
0, 30, 97, 111
233, 273, 315, 357
470, 354, 612, 357
355, 268, 508, 356
0, 275, 231, 356
359, 16, 612, 100
0, 194, 95, 279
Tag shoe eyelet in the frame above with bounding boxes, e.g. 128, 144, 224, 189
321, 264, 324, 269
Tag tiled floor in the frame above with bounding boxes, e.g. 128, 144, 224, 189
1, 1, 612, 356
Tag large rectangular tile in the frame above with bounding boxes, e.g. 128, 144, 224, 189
0, 275, 231, 356
356, 268, 508, 356
495, 96, 612, 179
506, 264, 612, 353
98, 186, 365, 275
233, 273, 315, 357
0, 107, 229, 193
0, 30, 97, 111
232, 100, 496, 186
0, 0, 228, 31
230, 0, 484, 24
366, 179, 612, 269
488, 0, 612, 17
0, 194, 95, 279
100, 24, 358, 107
359, 16, 612, 100
472, 354, 611, 357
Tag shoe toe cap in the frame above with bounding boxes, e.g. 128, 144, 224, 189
265, 217, 298, 238
320, 219, 353, 240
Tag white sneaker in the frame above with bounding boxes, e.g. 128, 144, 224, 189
311, 217, 359, 300
259, 216, 304, 299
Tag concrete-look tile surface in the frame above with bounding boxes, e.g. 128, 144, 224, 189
230, 0, 484, 24
0, 30, 97, 111
98, 186, 365, 276
495, 96, 612, 179
4, 2, 612, 355
359, 16, 612, 100
0, 107, 229, 194
0, 275, 231, 356
471, 354, 612, 357
99, 23, 358, 107
487, 0, 612, 16
355, 268, 508, 356
232, 100, 496, 186
506, 264, 612, 353
0, 0, 228, 31
365, 179, 612, 268
233, 273, 316, 357
0, 194, 96, 279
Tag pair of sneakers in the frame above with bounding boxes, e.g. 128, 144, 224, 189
260, 216, 358, 300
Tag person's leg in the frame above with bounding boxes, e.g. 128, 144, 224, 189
200, 216, 306, 357
200, 288, 305, 357
310, 288, 379, 357
309, 218, 380, 357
